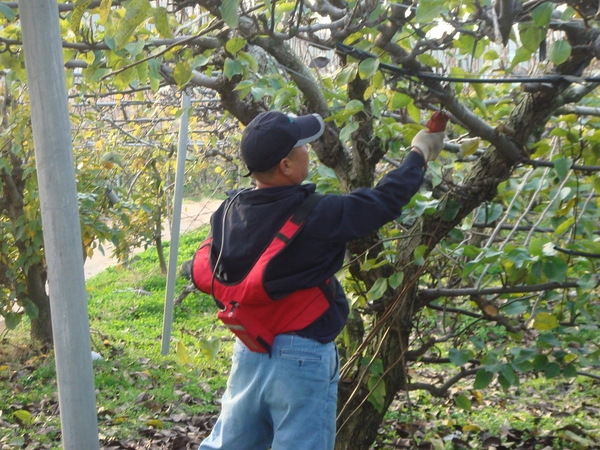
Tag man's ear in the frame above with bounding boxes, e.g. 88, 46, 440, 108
279, 157, 292, 175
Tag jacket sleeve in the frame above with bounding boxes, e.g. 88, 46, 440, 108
308, 151, 426, 243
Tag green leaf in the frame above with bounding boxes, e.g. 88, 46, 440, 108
449, 348, 473, 366
99, 0, 112, 23
153, 6, 173, 39
113, 67, 136, 91
531, 2, 554, 27
497, 372, 511, 390
459, 137, 481, 158
223, 58, 244, 80
413, 245, 427, 266
533, 312, 559, 331
553, 157, 572, 178
335, 65, 358, 86
509, 47, 532, 71
529, 237, 547, 257
543, 257, 567, 282
366, 359, 386, 413
549, 39, 572, 65
4, 311, 22, 329
358, 57, 379, 80
220, 0, 242, 28
344, 99, 365, 115
499, 363, 519, 386
473, 369, 494, 389
474, 202, 502, 224
0, 3, 16, 21
390, 92, 411, 109
237, 52, 258, 73
23, 300, 39, 320
563, 364, 577, 378
441, 198, 461, 221
506, 248, 531, 268
455, 394, 471, 411
71, 0, 93, 34
113, 0, 151, 50
532, 354, 549, 370
366, 278, 388, 301
519, 24, 544, 53
226, 37, 247, 56
415, 0, 446, 23
339, 121, 359, 144
388, 271, 404, 289
543, 362, 561, 378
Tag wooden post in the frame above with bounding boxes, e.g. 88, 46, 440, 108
19, 1, 100, 448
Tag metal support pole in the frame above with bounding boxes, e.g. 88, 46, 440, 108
19, 1, 99, 448
161, 91, 191, 355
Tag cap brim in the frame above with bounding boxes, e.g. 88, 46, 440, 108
293, 114, 325, 147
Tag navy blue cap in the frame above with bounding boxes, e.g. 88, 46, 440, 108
241, 111, 325, 173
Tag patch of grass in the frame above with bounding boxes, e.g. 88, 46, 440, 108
377, 373, 600, 449
1, 225, 231, 448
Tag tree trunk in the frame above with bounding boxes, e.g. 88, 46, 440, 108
336, 281, 417, 450
26, 262, 53, 346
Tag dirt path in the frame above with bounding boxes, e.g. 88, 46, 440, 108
84, 198, 221, 279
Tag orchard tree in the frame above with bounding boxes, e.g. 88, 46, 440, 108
1, 0, 599, 448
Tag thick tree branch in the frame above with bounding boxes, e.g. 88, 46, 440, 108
407, 368, 480, 397
418, 281, 581, 305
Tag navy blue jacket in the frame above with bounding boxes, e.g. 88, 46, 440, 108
207, 151, 426, 343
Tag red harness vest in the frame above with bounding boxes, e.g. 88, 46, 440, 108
191, 195, 331, 353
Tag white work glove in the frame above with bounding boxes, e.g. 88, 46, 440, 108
411, 130, 445, 162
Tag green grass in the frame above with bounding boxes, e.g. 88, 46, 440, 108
0, 225, 231, 448
376, 372, 600, 449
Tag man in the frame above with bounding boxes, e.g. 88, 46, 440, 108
193, 110, 444, 450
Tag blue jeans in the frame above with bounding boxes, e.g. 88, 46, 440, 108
199, 334, 340, 450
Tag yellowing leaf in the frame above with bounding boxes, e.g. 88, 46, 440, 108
533, 312, 559, 331
145, 419, 164, 427
175, 340, 190, 365
482, 303, 499, 317
225, 37, 247, 56
173, 61, 193, 88
99, 0, 113, 24
71, 0, 93, 34
459, 137, 480, 157
14, 409, 32, 425
198, 337, 221, 360
152, 6, 172, 39
554, 216, 575, 236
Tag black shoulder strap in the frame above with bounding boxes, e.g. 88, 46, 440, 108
290, 193, 323, 226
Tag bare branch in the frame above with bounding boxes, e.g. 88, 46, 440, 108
418, 281, 581, 304
407, 368, 480, 397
